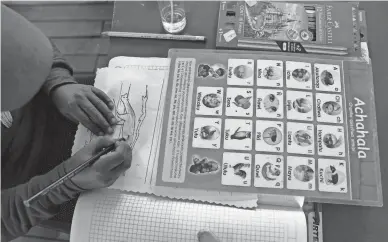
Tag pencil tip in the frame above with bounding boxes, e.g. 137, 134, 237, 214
23, 200, 30, 208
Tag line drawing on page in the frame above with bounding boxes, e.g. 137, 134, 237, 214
82, 82, 148, 153
112, 82, 149, 149
81, 82, 149, 177
113, 82, 136, 146
132, 85, 148, 148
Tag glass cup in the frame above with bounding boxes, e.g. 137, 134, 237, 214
157, 1, 187, 34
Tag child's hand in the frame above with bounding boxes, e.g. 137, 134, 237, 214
65, 136, 132, 190
198, 230, 220, 242
51, 84, 117, 136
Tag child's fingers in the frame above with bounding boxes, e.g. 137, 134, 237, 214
197, 230, 220, 242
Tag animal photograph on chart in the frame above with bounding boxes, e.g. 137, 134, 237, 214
222, 152, 252, 187
192, 117, 222, 149
286, 61, 312, 90
256, 89, 284, 119
227, 59, 254, 86
224, 119, 253, 151
318, 158, 348, 193
287, 156, 316, 191
314, 63, 342, 92
286, 90, 314, 121
255, 120, 284, 153
316, 93, 344, 124
254, 154, 284, 189
188, 155, 220, 175
317, 125, 346, 157
287, 122, 315, 155
195, 86, 224, 116
197, 63, 226, 79
225, 87, 254, 117
256, 59, 284, 88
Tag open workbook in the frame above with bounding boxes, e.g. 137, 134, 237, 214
69, 56, 313, 242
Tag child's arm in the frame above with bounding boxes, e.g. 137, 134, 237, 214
1, 163, 85, 242
42, 41, 78, 97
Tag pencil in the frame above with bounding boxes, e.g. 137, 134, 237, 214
23, 138, 126, 207
102, 31, 206, 42
238, 39, 348, 52
237, 43, 348, 56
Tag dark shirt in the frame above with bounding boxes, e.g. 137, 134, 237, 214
1, 42, 85, 241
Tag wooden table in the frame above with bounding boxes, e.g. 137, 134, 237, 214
108, 2, 388, 242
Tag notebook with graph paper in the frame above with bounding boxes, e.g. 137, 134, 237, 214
70, 190, 307, 242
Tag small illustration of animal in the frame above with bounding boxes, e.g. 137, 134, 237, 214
231, 127, 251, 140
114, 83, 136, 146
200, 126, 220, 140
233, 95, 252, 109
233, 163, 250, 179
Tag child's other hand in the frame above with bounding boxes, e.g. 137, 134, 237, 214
198, 230, 220, 242
65, 136, 132, 190
51, 84, 117, 136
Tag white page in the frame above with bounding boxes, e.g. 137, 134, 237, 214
71, 190, 307, 242
71, 57, 258, 208
257, 194, 305, 209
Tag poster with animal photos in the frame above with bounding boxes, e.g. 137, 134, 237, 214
156, 49, 381, 205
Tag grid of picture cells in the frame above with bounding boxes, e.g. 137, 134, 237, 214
88, 194, 288, 242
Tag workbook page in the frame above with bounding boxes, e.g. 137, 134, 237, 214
70, 190, 307, 242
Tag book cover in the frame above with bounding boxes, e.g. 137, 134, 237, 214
217, 1, 361, 56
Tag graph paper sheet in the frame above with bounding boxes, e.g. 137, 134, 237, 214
70, 190, 307, 242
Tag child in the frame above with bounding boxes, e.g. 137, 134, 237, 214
1, 5, 131, 241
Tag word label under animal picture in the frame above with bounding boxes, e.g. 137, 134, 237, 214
155, 49, 381, 206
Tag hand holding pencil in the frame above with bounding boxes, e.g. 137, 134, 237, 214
23, 136, 132, 207
66, 136, 132, 190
